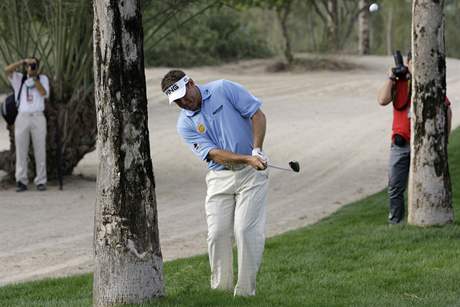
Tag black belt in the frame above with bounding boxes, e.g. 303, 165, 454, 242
222, 164, 245, 171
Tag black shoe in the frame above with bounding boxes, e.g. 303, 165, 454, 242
36, 184, 47, 191
16, 182, 27, 192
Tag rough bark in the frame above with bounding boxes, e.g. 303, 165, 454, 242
408, 0, 453, 226
93, 0, 164, 305
358, 0, 370, 55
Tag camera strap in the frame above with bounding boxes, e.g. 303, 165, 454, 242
16, 75, 27, 108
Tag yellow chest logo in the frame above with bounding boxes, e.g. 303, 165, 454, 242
197, 123, 206, 134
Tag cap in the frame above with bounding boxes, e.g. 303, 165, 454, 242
164, 75, 190, 104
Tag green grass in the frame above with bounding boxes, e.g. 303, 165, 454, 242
2, 129, 460, 307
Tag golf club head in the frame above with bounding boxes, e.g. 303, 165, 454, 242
289, 161, 300, 173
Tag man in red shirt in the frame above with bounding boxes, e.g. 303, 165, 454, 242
377, 51, 452, 224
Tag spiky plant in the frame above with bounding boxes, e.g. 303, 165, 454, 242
0, 0, 95, 182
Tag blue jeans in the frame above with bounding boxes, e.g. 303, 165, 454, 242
388, 143, 410, 224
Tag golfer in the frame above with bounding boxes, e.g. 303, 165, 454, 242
161, 70, 269, 296
377, 51, 452, 224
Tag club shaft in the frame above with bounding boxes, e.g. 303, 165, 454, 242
268, 164, 292, 172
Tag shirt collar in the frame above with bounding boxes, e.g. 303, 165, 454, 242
184, 85, 212, 117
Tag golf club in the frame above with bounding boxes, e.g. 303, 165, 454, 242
268, 161, 300, 173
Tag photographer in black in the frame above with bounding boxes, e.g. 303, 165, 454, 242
377, 51, 452, 225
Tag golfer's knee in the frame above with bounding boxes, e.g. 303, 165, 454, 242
234, 224, 261, 242
208, 226, 232, 243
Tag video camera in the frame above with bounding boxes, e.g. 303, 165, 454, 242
392, 50, 409, 80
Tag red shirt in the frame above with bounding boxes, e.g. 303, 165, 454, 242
392, 79, 450, 143
392, 80, 411, 142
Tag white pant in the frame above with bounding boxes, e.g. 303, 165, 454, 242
205, 166, 269, 296
14, 112, 47, 185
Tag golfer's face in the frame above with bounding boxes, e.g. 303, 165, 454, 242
175, 83, 200, 111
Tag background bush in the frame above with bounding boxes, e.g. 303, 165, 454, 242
143, 6, 272, 67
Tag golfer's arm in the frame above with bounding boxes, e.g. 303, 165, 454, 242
251, 109, 266, 149
207, 149, 250, 166
377, 79, 394, 106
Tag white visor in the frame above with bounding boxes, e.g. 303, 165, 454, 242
164, 75, 190, 104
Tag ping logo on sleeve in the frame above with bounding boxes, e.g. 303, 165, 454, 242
197, 123, 206, 134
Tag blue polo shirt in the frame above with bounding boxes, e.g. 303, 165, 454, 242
177, 80, 262, 170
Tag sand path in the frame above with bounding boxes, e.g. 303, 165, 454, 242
1, 55, 459, 285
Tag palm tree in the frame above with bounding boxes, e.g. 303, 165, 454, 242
0, 0, 95, 183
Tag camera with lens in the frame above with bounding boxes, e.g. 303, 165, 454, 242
391, 50, 409, 80
29, 63, 37, 71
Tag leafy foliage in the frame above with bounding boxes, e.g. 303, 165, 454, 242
0, 0, 95, 180
142, 2, 272, 67
0, 0, 93, 100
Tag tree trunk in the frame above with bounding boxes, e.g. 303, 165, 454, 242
0, 124, 15, 181
327, 0, 339, 51
358, 0, 370, 55
277, 1, 294, 65
0, 93, 96, 183
408, 0, 453, 226
386, 5, 394, 55
307, 10, 318, 51
93, 0, 164, 305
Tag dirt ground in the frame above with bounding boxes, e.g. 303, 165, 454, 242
1, 55, 459, 286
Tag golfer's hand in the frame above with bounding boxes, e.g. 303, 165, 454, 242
252, 148, 268, 163
247, 155, 267, 170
